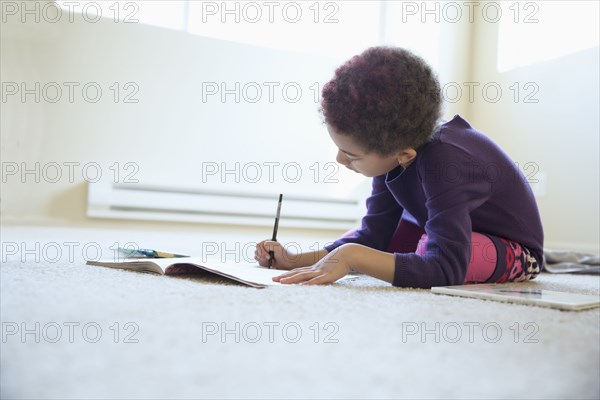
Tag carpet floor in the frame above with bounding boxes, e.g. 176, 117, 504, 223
1, 224, 599, 399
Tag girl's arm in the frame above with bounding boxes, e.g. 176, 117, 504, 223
273, 243, 396, 285
344, 244, 395, 283
255, 240, 329, 270
265, 175, 402, 276
291, 248, 330, 269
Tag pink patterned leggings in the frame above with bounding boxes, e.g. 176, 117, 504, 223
387, 219, 541, 284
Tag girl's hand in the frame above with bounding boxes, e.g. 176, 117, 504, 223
254, 240, 296, 270
272, 246, 351, 285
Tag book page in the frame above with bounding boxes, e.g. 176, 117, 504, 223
162, 258, 287, 286
87, 257, 357, 288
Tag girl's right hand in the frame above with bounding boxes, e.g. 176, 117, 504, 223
254, 240, 296, 270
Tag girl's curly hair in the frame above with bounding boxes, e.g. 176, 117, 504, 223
320, 47, 442, 155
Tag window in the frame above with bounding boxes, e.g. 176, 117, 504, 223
498, 1, 599, 72
55, 1, 445, 64
56, 0, 187, 30
187, 1, 381, 58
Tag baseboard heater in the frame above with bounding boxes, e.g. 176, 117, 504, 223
87, 182, 362, 230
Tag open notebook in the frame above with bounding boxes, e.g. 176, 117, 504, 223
86, 257, 355, 288
431, 283, 600, 311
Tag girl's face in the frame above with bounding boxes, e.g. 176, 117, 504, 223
327, 125, 407, 178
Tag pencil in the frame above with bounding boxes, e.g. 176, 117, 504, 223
268, 194, 283, 269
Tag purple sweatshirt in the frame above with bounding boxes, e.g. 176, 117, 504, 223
324, 115, 544, 288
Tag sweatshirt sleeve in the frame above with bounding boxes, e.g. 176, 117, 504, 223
393, 144, 492, 288
324, 174, 403, 253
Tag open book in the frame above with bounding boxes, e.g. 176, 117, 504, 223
431, 283, 600, 311
86, 257, 354, 288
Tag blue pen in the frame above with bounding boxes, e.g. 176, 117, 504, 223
118, 247, 188, 258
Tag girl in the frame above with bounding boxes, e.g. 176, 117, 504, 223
254, 46, 544, 288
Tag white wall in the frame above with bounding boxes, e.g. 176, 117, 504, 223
1, 1, 471, 235
468, 3, 599, 252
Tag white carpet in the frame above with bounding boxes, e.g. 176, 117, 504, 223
1, 223, 599, 399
